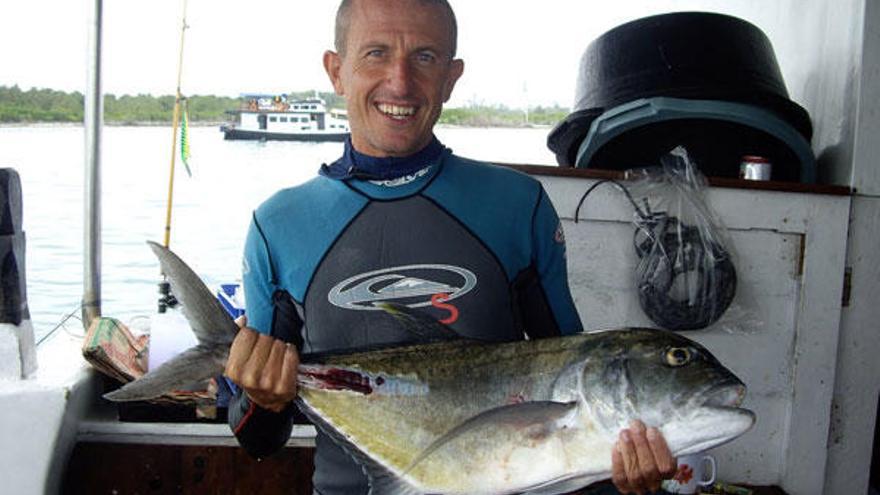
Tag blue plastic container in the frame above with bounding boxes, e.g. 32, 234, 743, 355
216, 283, 245, 319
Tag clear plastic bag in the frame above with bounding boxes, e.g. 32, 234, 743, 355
624, 147, 738, 331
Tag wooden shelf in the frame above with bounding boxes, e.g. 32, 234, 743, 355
498, 162, 853, 196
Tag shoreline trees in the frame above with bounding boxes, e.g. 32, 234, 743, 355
0, 85, 567, 127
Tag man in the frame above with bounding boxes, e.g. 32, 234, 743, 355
225, 1, 675, 494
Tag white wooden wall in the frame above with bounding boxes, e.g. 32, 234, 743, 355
537, 174, 851, 494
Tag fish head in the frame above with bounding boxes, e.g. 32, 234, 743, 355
577, 328, 755, 454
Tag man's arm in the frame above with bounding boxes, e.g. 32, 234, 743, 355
518, 187, 583, 337
225, 215, 300, 458
226, 325, 299, 458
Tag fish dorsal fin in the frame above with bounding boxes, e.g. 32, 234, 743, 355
295, 398, 425, 495
374, 302, 466, 342
404, 401, 578, 475
147, 241, 238, 346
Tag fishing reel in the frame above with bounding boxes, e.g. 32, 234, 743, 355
157, 280, 179, 314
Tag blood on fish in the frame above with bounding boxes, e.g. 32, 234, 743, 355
302, 368, 373, 395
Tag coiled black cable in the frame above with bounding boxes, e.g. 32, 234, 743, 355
574, 179, 737, 330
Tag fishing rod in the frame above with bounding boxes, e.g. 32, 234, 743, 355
159, 0, 189, 313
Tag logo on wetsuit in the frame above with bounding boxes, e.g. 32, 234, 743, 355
327, 264, 477, 324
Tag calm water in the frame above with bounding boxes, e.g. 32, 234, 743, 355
0, 124, 557, 341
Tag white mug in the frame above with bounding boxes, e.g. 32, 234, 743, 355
661, 453, 716, 494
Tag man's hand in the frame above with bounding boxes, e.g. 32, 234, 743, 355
224, 317, 300, 413
611, 420, 677, 494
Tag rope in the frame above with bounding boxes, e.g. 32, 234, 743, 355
573, 178, 737, 331
36, 303, 85, 346
574, 179, 650, 223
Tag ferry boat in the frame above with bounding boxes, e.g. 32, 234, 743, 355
220, 94, 349, 141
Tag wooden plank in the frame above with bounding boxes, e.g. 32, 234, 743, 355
62, 443, 314, 494
180, 446, 235, 494
498, 162, 853, 196
63, 443, 180, 494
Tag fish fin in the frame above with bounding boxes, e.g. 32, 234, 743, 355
147, 241, 238, 346
374, 302, 467, 342
522, 474, 606, 495
405, 400, 578, 475
103, 344, 224, 401
295, 398, 424, 495
367, 464, 425, 495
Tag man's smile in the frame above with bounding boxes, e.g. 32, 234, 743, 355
377, 102, 417, 120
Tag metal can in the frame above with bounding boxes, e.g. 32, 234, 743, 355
739, 155, 772, 181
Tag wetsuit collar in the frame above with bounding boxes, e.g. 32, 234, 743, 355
319, 136, 446, 181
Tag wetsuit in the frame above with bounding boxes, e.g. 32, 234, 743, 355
229, 137, 582, 494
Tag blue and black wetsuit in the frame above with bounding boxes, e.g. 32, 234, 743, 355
229, 138, 582, 494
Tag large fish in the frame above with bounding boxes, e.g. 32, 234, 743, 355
106, 241, 756, 495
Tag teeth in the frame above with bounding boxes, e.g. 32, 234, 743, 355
378, 103, 416, 118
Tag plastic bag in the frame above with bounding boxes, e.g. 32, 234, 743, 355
624, 147, 738, 331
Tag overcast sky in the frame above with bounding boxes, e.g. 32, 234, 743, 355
0, 0, 792, 108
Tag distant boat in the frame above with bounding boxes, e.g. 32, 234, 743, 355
220, 94, 349, 142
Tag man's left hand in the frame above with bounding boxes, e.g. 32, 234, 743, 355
611, 420, 677, 494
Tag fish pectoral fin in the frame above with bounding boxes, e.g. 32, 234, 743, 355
103, 345, 223, 402
404, 400, 579, 475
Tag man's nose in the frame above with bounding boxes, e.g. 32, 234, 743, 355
385, 56, 414, 94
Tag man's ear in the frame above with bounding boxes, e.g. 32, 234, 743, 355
323, 50, 345, 96
442, 59, 465, 103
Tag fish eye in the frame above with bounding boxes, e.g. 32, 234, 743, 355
665, 347, 692, 367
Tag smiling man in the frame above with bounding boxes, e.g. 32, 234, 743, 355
224, 1, 672, 494
323, 0, 463, 158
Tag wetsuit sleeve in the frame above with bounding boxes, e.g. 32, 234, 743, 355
517, 187, 583, 337
228, 391, 296, 459
241, 212, 277, 335
228, 212, 296, 457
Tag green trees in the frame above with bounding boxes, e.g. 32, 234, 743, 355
0, 86, 240, 124
0, 85, 569, 127
0, 86, 84, 122
439, 104, 568, 127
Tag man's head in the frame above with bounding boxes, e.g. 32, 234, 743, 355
324, 0, 464, 157
334, 0, 458, 59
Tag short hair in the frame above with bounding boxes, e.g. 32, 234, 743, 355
334, 0, 458, 58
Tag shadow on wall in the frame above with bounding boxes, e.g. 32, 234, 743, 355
803, 61, 859, 187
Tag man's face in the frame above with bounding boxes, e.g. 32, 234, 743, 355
324, 0, 464, 157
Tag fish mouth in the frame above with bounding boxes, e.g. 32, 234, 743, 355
699, 382, 747, 410
667, 381, 755, 457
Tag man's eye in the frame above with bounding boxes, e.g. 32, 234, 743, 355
415, 52, 436, 64
365, 49, 385, 59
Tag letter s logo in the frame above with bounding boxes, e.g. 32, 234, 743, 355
431, 293, 459, 325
